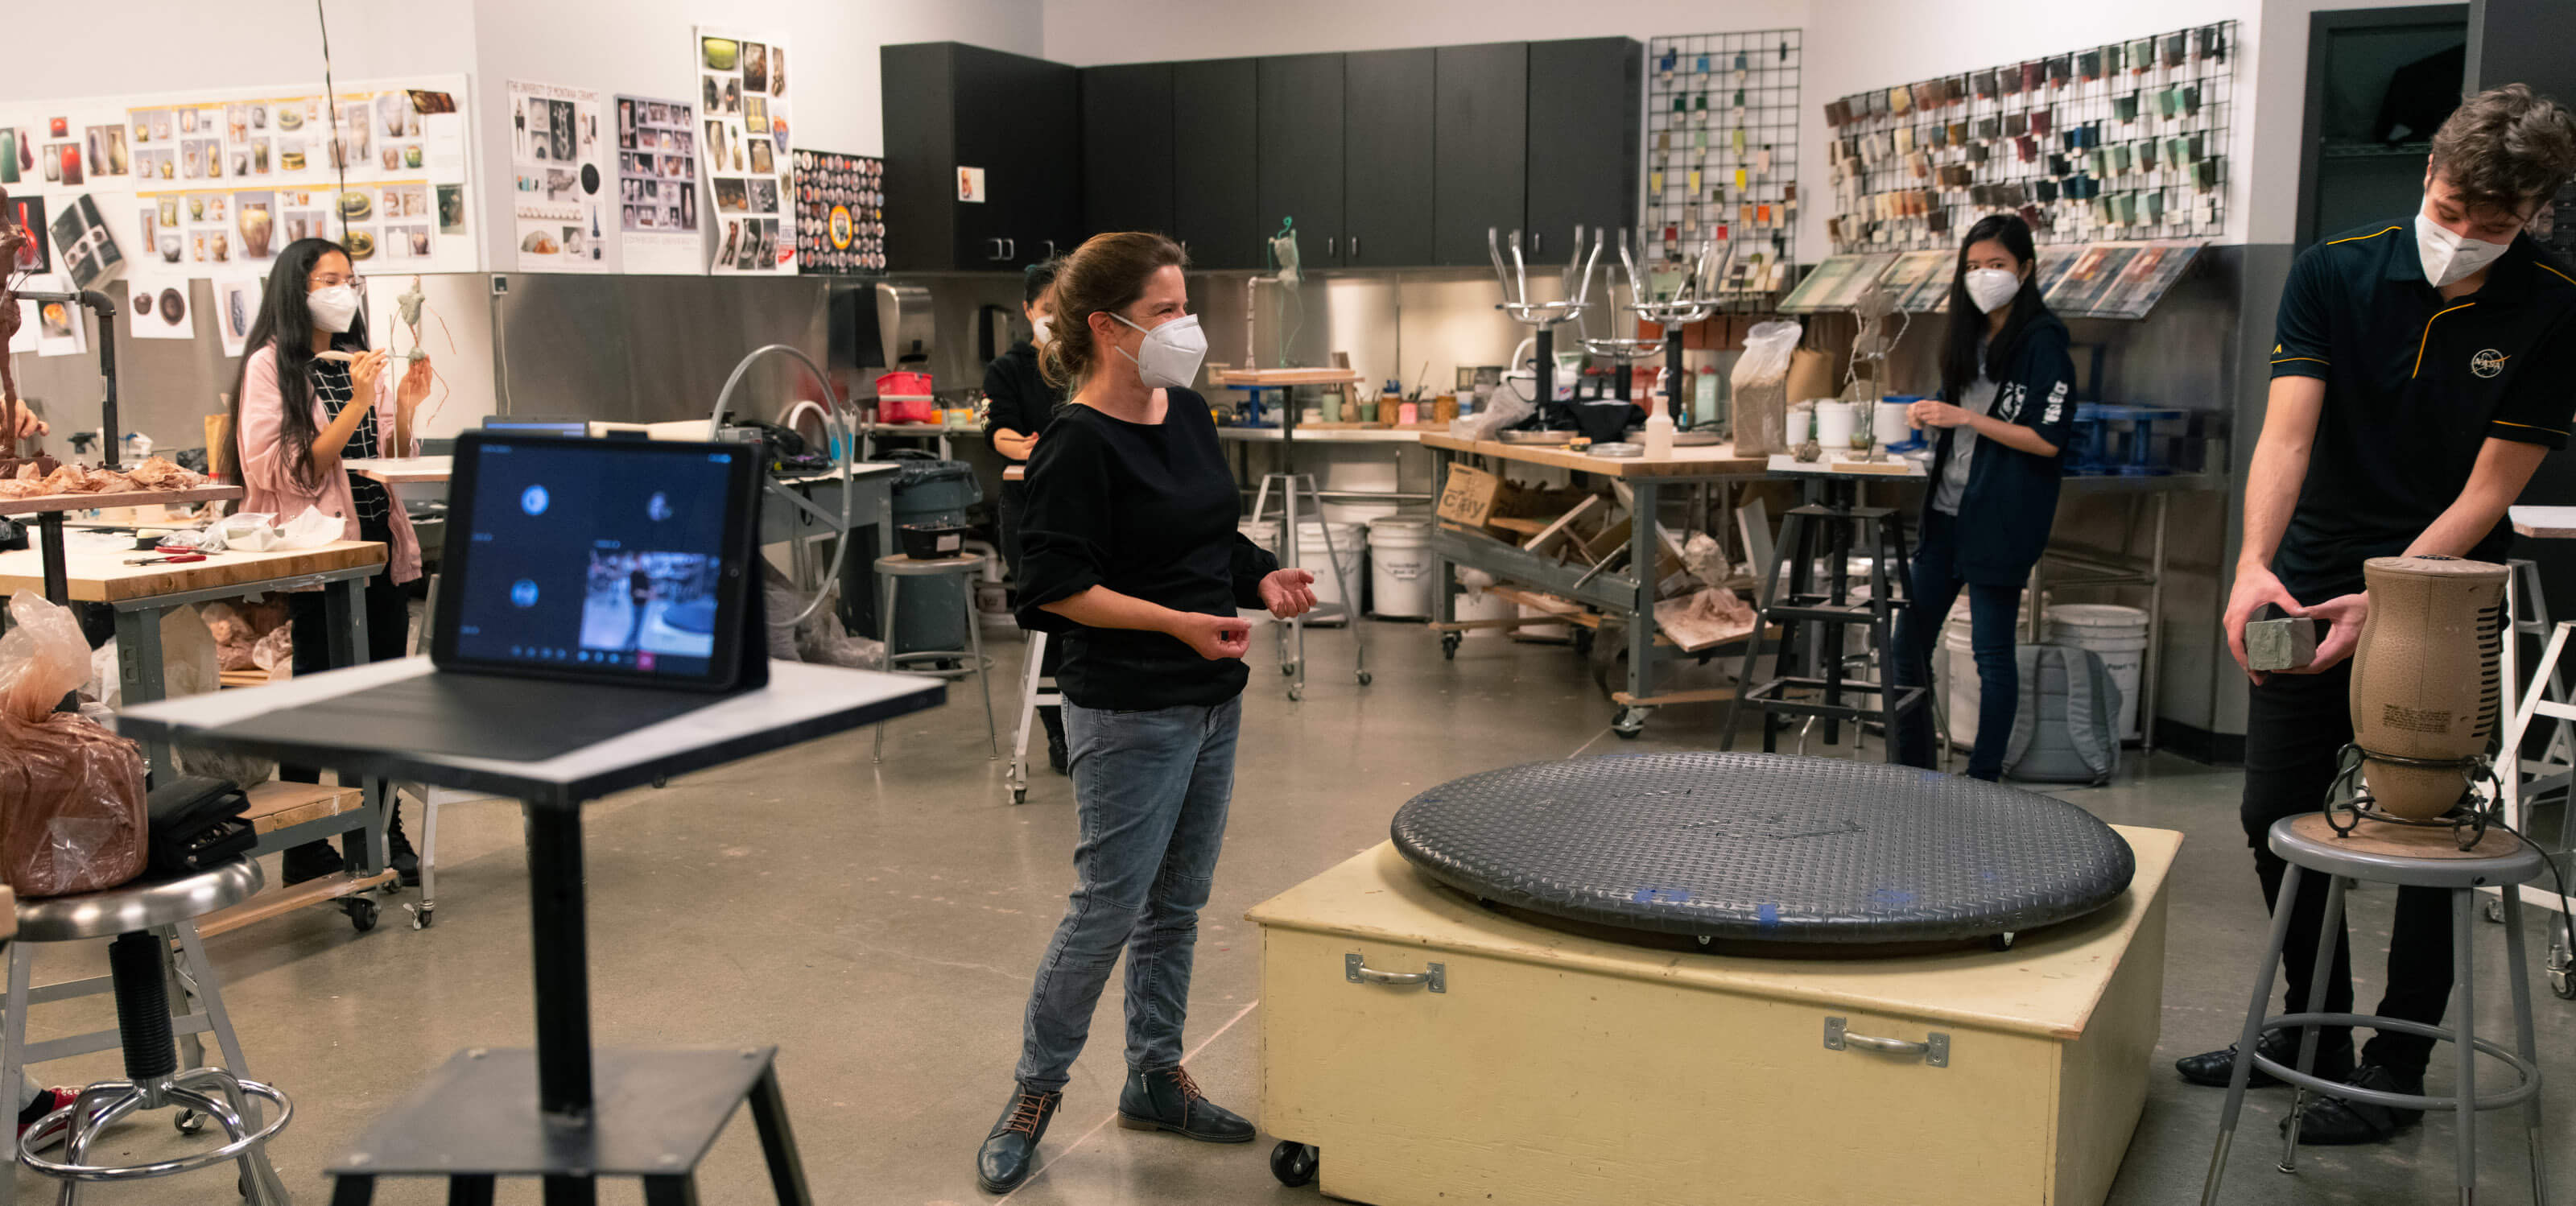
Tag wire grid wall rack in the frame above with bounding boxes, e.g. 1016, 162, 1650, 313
1643, 29, 1801, 311
1821, 20, 2236, 254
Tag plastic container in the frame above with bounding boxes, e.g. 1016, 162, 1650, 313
1813, 399, 1857, 448
1872, 399, 1913, 447
876, 370, 938, 425
899, 522, 968, 559
1366, 516, 1435, 617
1455, 587, 1514, 634
1297, 521, 1368, 623
2046, 603, 2149, 740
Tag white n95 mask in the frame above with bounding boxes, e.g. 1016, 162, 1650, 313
1030, 315, 1054, 345
308, 284, 361, 333
1113, 312, 1207, 389
2415, 210, 2510, 287
1963, 267, 2021, 314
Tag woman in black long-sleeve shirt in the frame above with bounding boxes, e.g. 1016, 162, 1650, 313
986, 259, 1068, 769
971, 233, 1316, 1195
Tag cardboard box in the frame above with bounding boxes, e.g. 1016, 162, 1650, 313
1435, 464, 1501, 528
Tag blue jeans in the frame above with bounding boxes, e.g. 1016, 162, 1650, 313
1893, 509, 2023, 780
1014, 696, 1241, 1092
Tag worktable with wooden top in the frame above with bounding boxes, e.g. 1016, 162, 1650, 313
2, 485, 245, 604
1421, 431, 1777, 736
0, 535, 390, 783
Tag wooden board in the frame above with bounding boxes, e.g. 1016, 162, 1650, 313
1250, 830, 2181, 1206
1212, 367, 1366, 386
2509, 505, 2576, 540
240, 782, 365, 835
196, 869, 399, 940
0, 485, 242, 517
1422, 432, 1769, 478
2284, 812, 2533, 861
342, 456, 452, 485
0, 539, 386, 603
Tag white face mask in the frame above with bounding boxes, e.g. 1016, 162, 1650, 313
1963, 267, 2022, 314
1112, 312, 1206, 390
1030, 315, 1053, 345
308, 284, 361, 333
2415, 208, 2512, 287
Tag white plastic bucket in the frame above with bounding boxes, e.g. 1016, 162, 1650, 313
1814, 399, 1857, 448
1873, 400, 1913, 446
1366, 515, 1435, 617
2046, 603, 2149, 741
1297, 522, 1368, 622
1936, 597, 2031, 748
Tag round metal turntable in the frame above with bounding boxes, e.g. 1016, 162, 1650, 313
1391, 753, 2136, 946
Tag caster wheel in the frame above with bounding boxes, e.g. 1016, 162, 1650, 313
1009, 787, 1028, 806
175, 1109, 204, 1136
1281, 663, 1297, 676
1288, 684, 1304, 702
1269, 1141, 1318, 1187
1356, 670, 1373, 686
1441, 634, 1461, 660
410, 903, 435, 930
1612, 706, 1649, 739
345, 897, 380, 933
651, 777, 669, 789
2551, 968, 2574, 1000
1990, 931, 2018, 952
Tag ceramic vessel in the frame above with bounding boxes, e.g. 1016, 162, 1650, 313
2350, 556, 2507, 819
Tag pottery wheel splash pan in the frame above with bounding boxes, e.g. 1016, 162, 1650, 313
1391, 753, 2136, 947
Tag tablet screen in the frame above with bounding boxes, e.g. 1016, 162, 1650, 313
438, 435, 754, 688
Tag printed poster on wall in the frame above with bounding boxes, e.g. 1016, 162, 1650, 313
126, 267, 195, 341
211, 271, 264, 358
615, 94, 700, 275
47, 193, 124, 290
794, 150, 883, 275
507, 81, 609, 271
693, 26, 795, 275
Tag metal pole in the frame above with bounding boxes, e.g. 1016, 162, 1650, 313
524, 799, 594, 1121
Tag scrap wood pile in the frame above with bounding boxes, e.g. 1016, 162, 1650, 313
1437, 464, 1759, 652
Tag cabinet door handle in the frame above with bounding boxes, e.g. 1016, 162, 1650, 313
1349, 234, 1360, 259
1004, 237, 1018, 260
1043, 239, 1057, 259
987, 237, 1007, 261
1823, 1017, 1949, 1067
1327, 236, 1337, 256
1345, 952, 1445, 992
1532, 231, 1544, 254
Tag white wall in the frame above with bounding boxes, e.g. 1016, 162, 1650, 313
0, 2, 477, 106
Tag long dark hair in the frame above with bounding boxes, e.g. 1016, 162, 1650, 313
221, 238, 368, 489
1941, 214, 2049, 400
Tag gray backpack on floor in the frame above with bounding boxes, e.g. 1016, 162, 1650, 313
2002, 644, 2122, 785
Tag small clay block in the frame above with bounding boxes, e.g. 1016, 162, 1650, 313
2246, 615, 2318, 671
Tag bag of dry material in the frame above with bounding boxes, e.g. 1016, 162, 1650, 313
1730, 320, 1802, 455
200, 601, 262, 671
758, 563, 807, 662
0, 592, 147, 898
82, 607, 224, 708
797, 587, 886, 670
250, 626, 294, 675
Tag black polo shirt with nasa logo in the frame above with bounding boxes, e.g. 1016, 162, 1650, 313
2269, 221, 2576, 600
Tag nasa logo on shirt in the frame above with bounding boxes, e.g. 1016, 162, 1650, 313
2471, 349, 2508, 378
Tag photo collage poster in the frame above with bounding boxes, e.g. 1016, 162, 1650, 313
615, 94, 701, 275
508, 81, 610, 271
121, 82, 474, 276
693, 26, 795, 275
793, 151, 884, 275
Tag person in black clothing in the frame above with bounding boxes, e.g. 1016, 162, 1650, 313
625, 564, 654, 650
2173, 85, 2576, 1146
972, 233, 1317, 1195
987, 258, 1069, 771
1891, 213, 2076, 781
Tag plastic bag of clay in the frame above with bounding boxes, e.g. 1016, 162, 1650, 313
797, 589, 886, 670
1452, 370, 1538, 442
759, 564, 807, 663
250, 626, 294, 675
1730, 320, 1802, 456
1679, 532, 1731, 589
0, 592, 149, 898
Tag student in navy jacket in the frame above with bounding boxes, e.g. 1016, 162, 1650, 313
1892, 213, 2077, 780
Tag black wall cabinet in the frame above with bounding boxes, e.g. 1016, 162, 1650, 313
1433, 42, 1530, 266
1343, 48, 1437, 268
1527, 38, 1641, 250
1257, 53, 1347, 266
1080, 64, 1175, 242
882, 42, 1079, 271
1172, 59, 1262, 270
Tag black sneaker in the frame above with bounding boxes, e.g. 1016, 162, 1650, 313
975, 1084, 1060, 1194
281, 840, 345, 886
386, 802, 421, 887
2283, 1064, 2426, 1145
2175, 1027, 2355, 1089
1046, 734, 1069, 776
1116, 1065, 1253, 1144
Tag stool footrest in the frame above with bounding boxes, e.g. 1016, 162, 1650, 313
2254, 1013, 2541, 1112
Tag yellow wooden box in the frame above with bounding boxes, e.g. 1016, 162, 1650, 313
1246, 826, 2183, 1206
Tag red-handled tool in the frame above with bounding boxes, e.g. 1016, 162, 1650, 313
124, 554, 207, 565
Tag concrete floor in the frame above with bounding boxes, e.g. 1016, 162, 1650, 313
16, 622, 2573, 1204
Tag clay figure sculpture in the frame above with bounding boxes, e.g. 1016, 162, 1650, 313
0, 185, 29, 458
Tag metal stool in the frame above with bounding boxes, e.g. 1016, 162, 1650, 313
1005, 630, 1062, 805
6, 861, 292, 1205
873, 553, 997, 762
2201, 813, 2551, 1205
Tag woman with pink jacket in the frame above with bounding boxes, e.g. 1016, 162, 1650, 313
221, 237, 432, 885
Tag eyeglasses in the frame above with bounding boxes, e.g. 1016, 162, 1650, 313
310, 274, 365, 291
